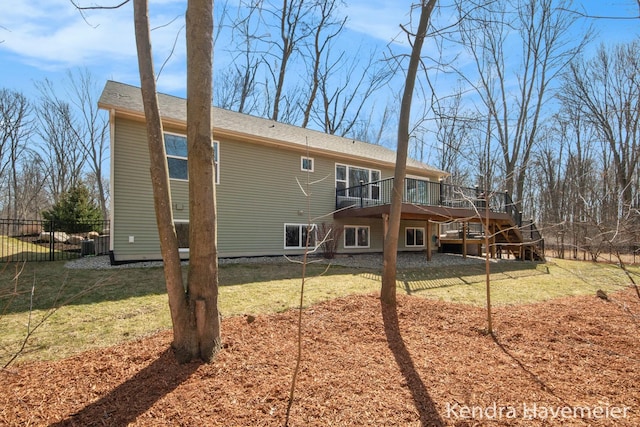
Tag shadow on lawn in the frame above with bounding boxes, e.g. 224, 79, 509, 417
399, 261, 547, 295
381, 301, 444, 427
49, 348, 200, 427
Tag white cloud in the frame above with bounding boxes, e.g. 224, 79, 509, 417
342, 1, 414, 44
1, 1, 133, 68
0, 0, 188, 71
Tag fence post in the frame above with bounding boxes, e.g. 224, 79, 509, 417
49, 218, 55, 261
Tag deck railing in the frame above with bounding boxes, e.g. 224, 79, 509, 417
336, 178, 522, 226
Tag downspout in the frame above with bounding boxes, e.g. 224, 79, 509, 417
108, 109, 116, 260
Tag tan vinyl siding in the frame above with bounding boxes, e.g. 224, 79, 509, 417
216, 138, 336, 257
111, 117, 440, 261
111, 118, 162, 260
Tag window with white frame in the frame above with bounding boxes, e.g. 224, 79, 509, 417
284, 223, 317, 249
164, 133, 219, 183
405, 227, 425, 247
335, 164, 380, 199
301, 156, 314, 172
344, 225, 370, 248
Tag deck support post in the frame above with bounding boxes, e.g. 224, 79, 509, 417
490, 223, 496, 259
425, 220, 432, 262
462, 222, 468, 259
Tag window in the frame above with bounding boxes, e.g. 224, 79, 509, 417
405, 227, 425, 247
301, 156, 314, 172
344, 225, 370, 248
335, 164, 381, 199
284, 224, 317, 249
336, 164, 347, 196
405, 177, 430, 204
174, 221, 189, 251
164, 133, 219, 183
165, 133, 188, 180
213, 142, 219, 183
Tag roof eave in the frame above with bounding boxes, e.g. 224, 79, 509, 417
98, 99, 448, 179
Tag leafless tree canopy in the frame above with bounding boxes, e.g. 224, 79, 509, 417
0, 71, 109, 220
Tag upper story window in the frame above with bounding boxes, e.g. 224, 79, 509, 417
301, 156, 314, 172
405, 177, 430, 204
164, 133, 219, 183
336, 164, 381, 199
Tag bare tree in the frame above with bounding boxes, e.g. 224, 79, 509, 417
316, 50, 394, 138
131, 0, 222, 363
215, 0, 393, 139
35, 81, 86, 204
299, 0, 346, 128
530, 121, 567, 235
456, 0, 591, 210
349, 102, 395, 145
72, 0, 221, 363
428, 89, 473, 185
65, 69, 110, 219
216, 0, 266, 115
381, 0, 437, 305
184, 0, 222, 361
531, 107, 600, 258
265, 0, 311, 122
0, 89, 33, 219
11, 151, 49, 219
559, 39, 640, 213
130, 0, 197, 362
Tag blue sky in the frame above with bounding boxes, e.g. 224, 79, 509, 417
0, 0, 415, 99
0, 1, 639, 104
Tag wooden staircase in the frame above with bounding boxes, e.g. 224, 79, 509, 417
493, 219, 545, 261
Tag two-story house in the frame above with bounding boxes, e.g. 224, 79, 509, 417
99, 80, 543, 264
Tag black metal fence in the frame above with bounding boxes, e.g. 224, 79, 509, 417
0, 219, 110, 262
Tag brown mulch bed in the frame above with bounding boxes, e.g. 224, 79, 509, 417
1, 288, 639, 426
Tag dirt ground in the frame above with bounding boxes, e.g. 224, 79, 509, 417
1, 287, 638, 426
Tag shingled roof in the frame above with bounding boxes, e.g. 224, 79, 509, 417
99, 80, 446, 176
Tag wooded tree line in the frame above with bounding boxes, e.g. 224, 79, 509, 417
0, 70, 109, 221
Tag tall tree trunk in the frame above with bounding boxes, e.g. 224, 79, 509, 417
186, 0, 222, 362
381, 0, 436, 305
132, 0, 197, 361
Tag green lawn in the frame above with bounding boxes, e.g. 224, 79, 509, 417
0, 256, 636, 365
0, 235, 77, 262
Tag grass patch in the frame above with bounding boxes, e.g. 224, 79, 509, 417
396, 258, 633, 306
0, 234, 78, 262
0, 235, 53, 262
0, 256, 637, 364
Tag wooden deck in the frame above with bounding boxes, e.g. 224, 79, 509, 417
334, 188, 545, 262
